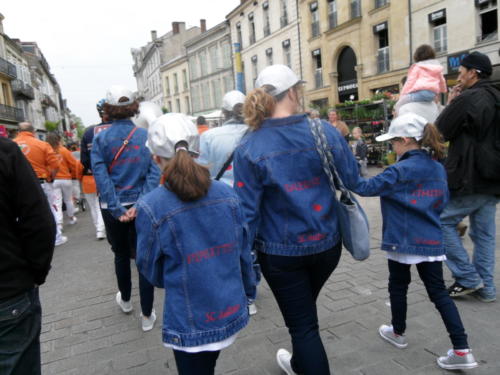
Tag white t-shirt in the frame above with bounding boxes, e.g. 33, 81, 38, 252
163, 333, 238, 353
387, 252, 446, 265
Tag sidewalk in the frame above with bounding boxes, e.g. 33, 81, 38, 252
40, 183, 500, 374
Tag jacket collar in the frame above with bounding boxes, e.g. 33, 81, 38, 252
17, 131, 35, 138
112, 119, 135, 126
399, 149, 428, 161
261, 114, 307, 128
468, 79, 492, 90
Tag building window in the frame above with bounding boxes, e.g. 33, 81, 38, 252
199, 50, 208, 76
222, 41, 232, 68
189, 57, 198, 80
223, 75, 233, 92
263, 2, 271, 37
429, 9, 447, 54
312, 49, 323, 89
185, 96, 191, 114
236, 22, 243, 47
281, 0, 289, 27
174, 73, 179, 94
266, 48, 273, 66
328, 0, 338, 29
251, 56, 258, 88
202, 82, 211, 109
209, 45, 219, 72
168, 101, 172, 112
477, 0, 498, 43
176, 98, 181, 112
165, 77, 170, 96
374, 22, 389, 73
310, 2, 320, 38
351, 0, 361, 19
182, 69, 188, 90
249, 13, 256, 45
212, 79, 222, 109
375, 0, 388, 8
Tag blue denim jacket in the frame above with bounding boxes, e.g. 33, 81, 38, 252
233, 114, 360, 256
354, 149, 449, 256
198, 119, 248, 186
91, 119, 160, 218
135, 181, 256, 347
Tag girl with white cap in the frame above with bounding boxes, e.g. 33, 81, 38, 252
135, 113, 256, 375
233, 65, 361, 375
354, 113, 477, 370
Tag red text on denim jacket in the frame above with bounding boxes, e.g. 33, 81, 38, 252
285, 177, 320, 193
205, 304, 241, 323
414, 238, 441, 245
298, 233, 326, 243
187, 243, 235, 264
411, 188, 444, 198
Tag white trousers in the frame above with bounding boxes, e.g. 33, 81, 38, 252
41, 182, 64, 243
53, 179, 76, 229
84, 193, 105, 235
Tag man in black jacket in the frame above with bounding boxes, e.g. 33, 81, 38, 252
0, 137, 56, 374
436, 52, 500, 303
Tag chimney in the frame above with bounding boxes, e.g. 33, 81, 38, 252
200, 19, 207, 33
0, 13, 4, 34
151, 30, 157, 41
172, 22, 180, 34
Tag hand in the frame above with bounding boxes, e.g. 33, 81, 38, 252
447, 85, 462, 104
118, 214, 131, 223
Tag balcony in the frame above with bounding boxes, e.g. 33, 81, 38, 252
328, 12, 338, 29
11, 80, 35, 100
314, 69, 323, 89
0, 103, 24, 123
42, 94, 58, 108
377, 47, 390, 74
0, 57, 17, 79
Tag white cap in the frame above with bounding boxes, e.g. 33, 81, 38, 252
255, 64, 305, 97
376, 113, 428, 142
222, 90, 246, 111
147, 113, 200, 159
105, 85, 135, 106
132, 101, 163, 129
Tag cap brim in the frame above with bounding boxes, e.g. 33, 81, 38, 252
375, 133, 395, 142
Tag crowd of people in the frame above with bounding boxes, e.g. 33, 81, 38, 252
0, 46, 498, 375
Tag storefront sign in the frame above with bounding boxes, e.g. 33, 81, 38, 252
447, 51, 469, 73
429, 9, 446, 23
338, 81, 358, 92
373, 21, 388, 34
312, 49, 321, 57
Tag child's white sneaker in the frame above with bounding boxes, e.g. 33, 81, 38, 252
141, 309, 156, 332
437, 349, 478, 370
378, 324, 408, 348
115, 291, 133, 313
276, 348, 296, 374
248, 302, 258, 316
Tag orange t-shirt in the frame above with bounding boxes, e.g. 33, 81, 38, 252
197, 124, 209, 134
13, 132, 60, 180
54, 146, 79, 180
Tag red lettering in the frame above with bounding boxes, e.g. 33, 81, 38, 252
285, 177, 320, 193
186, 243, 235, 264
205, 312, 216, 322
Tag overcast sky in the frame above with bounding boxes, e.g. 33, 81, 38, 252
2, 0, 239, 126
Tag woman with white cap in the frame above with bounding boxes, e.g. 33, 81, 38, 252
233, 65, 361, 374
91, 85, 160, 331
135, 113, 255, 375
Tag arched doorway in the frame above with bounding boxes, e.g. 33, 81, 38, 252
337, 47, 358, 102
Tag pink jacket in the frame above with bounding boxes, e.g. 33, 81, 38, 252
401, 60, 447, 95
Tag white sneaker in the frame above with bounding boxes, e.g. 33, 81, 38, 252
115, 292, 133, 313
96, 231, 106, 240
248, 302, 258, 316
68, 216, 77, 225
55, 235, 68, 247
141, 309, 157, 332
73, 207, 80, 215
276, 349, 295, 375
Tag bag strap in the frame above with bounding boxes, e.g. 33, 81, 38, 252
215, 151, 235, 181
108, 127, 138, 173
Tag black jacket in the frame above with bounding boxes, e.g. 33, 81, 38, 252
0, 137, 56, 300
436, 79, 500, 197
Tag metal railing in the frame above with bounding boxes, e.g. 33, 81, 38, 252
311, 21, 320, 38
328, 12, 338, 29
0, 57, 17, 79
0, 103, 24, 122
377, 47, 390, 74
314, 69, 323, 89
11, 80, 35, 100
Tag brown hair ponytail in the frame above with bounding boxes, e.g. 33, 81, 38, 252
163, 146, 211, 201
243, 85, 277, 130
420, 123, 445, 160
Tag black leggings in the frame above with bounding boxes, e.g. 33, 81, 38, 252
173, 349, 220, 375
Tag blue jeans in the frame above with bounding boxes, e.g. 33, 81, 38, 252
173, 349, 220, 375
102, 209, 155, 316
388, 260, 468, 349
441, 194, 499, 298
258, 243, 342, 375
0, 288, 41, 375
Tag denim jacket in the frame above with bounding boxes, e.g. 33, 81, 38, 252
233, 114, 360, 256
91, 119, 160, 218
354, 149, 449, 256
198, 119, 248, 186
135, 181, 256, 347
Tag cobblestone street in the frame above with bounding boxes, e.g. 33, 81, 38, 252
40, 174, 500, 374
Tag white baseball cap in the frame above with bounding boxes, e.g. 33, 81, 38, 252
376, 113, 428, 142
221, 90, 246, 111
147, 113, 200, 159
255, 64, 305, 97
105, 85, 135, 106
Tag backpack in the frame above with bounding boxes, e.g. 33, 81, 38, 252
475, 87, 500, 181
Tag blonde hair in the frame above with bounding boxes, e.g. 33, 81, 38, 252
420, 123, 445, 160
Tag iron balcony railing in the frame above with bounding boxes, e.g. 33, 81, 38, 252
0, 103, 24, 122
0, 57, 17, 79
11, 79, 35, 100
377, 47, 390, 74
314, 69, 323, 89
